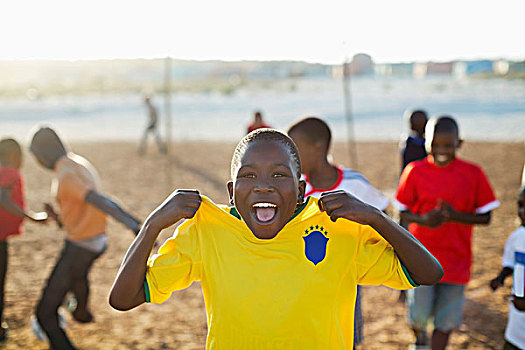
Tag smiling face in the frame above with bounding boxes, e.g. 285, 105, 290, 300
429, 131, 459, 167
228, 139, 305, 239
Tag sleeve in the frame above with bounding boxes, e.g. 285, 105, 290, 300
474, 168, 499, 214
513, 250, 525, 298
145, 219, 202, 304
351, 180, 390, 211
355, 225, 418, 290
0, 168, 20, 187
502, 231, 516, 268
394, 164, 417, 211
60, 173, 91, 201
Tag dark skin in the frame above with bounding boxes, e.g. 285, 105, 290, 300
288, 130, 339, 190
0, 151, 48, 223
400, 130, 491, 227
109, 139, 443, 311
490, 189, 525, 311
401, 125, 492, 349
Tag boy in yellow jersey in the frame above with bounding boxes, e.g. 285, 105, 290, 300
110, 129, 443, 349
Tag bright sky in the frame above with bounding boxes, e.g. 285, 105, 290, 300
2, 0, 524, 64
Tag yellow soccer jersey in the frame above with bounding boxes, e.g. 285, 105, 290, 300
146, 195, 417, 349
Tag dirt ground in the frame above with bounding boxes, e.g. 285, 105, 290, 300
3, 140, 523, 349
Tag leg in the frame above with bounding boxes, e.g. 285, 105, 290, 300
431, 283, 466, 350
353, 286, 364, 346
36, 241, 77, 349
138, 128, 150, 155
0, 241, 8, 340
407, 285, 435, 346
70, 247, 101, 323
154, 128, 166, 154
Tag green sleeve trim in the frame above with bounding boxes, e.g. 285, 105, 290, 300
400, 261, 420, 287
144, 279, 151, 303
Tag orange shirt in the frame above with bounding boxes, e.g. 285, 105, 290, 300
53, 154, 107, 241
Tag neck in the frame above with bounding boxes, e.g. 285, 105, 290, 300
308, 161, 339, 189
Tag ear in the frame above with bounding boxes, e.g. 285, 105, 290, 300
457, 139, 463, 149
298, 180, 306, 203
227, 181, 234, 205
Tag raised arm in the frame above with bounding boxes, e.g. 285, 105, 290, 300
319, 190, 443, 286
109, 190, 201, 311
85, 190, 142, 234
0, 185, 48, 223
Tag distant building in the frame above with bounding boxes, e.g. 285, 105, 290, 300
349, 53, 374, 75
375, 63, 413, 77
453, 60, 494, 77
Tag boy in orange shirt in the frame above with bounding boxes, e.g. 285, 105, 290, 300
29, 127, 141, 349
0, 138, 48, 342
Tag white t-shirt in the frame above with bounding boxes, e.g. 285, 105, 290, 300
303, 167, 389, 211
501, 225, 525, 348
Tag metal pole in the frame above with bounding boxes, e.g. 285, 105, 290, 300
164, 56, 172, 154
343, 59, 357, 169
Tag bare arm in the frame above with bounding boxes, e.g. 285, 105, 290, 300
109, 190, 201, 311
399, 208, 444, 228
489, 267, 513, 291
85, 190, 141, 234
440, 201, 491, 225
319, 190, 443, 286
0, 186, 48, 223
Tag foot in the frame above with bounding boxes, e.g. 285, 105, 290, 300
0, 322, 8, 342
72, 309, 94, 323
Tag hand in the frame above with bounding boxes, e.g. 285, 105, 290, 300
489, 276, 503, 291
422, 208, 444, 227
145, 189, 201, 232
439, 200, 457, 222
44, 203, 63, 227
318, 190, 379, 226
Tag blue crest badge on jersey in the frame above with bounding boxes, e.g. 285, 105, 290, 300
303, 225, 329, 265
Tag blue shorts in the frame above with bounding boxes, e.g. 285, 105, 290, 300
407, 283, 466, 333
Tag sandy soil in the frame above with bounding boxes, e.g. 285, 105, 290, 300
3, 140, 524, 349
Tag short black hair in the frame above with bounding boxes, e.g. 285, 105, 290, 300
426, 115, 460, 138
287, 117, 331, 152
231, 128, 301, 179
0, 138, 21, 164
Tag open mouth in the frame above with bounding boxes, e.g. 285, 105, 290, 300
252, 202, 278, 224
435, 155, 450, 163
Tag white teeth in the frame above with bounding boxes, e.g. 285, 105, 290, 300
253, 202, 277, 208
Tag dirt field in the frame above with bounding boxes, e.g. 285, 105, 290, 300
3, 140, 524, 349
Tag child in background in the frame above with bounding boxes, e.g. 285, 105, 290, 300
0, 138, 48, 342
400, 109, 428, 172
29, 126, 141, 350
397, 109, 428, 303
395, 116, 500, 350
489, 186, 525, 350
246, 110, 271, 134
287, 116, 389, 346
110, 129, 443, 350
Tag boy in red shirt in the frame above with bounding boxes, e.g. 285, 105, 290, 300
395, 116, 499, 350
0, 138, 48, 342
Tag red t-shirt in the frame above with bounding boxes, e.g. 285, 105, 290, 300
0, 166, 25, 239
395, 156, 499, 285
247, 123, 271, 134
